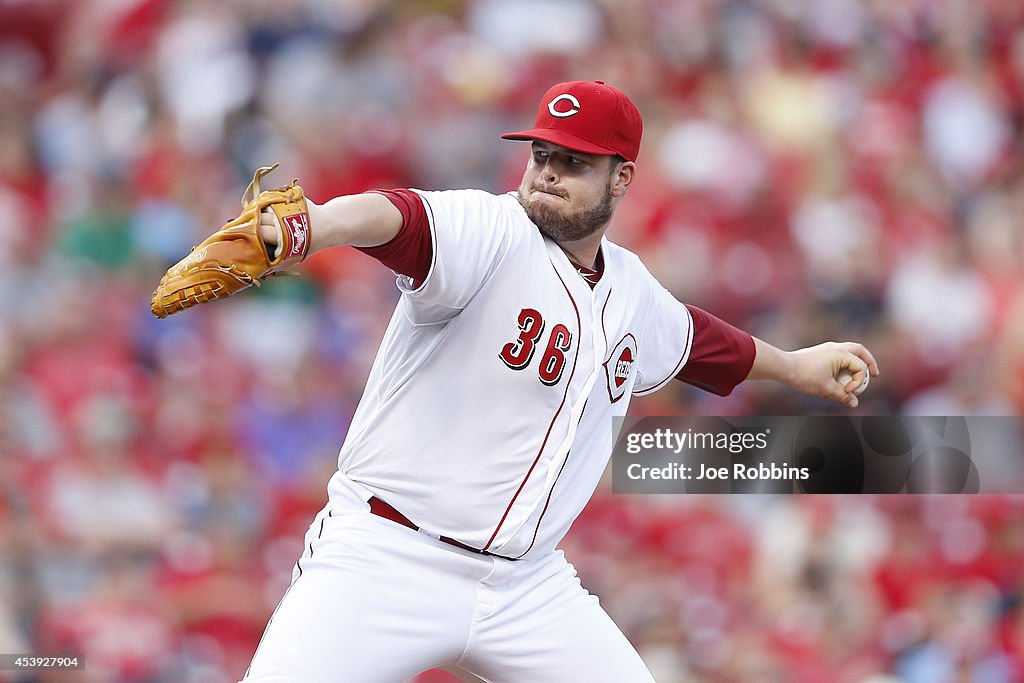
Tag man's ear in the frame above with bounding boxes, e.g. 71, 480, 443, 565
611, 161, 635, 198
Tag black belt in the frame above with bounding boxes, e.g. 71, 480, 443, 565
368, 496, 518, 561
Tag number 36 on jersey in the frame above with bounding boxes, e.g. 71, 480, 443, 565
498, 307, 572, 386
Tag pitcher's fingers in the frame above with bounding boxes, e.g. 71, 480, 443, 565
842, 342, 879, 377
259, 209, 281, 245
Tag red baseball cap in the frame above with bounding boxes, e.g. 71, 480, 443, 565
501, 80, 643, 162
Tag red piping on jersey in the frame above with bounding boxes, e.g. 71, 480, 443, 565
514, 393, 590, 559
483, 268, 582, 552
515, 453, 570, 559
598, 290, 634, 404
515, 290, 609, 558
633, 307, 694, 395
600, 288, 612, 349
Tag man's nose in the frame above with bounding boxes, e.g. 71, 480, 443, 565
540, 160, 558, 182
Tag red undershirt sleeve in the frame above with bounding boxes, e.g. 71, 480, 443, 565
676, 305, 756, 396
356, 189, 433, 286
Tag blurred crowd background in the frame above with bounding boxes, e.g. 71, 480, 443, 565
1, 0, 1023, 681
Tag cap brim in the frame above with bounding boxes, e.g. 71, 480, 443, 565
500, 128, 619, 157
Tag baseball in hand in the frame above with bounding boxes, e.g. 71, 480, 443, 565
836, 368, 869, 395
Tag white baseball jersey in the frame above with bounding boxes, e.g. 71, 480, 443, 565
336, 189, 700, 559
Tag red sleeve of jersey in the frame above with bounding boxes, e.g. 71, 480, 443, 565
676, 305, 756, 396
355, 189, 433, 285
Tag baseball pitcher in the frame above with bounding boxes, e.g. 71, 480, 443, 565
152, 81, 878, 682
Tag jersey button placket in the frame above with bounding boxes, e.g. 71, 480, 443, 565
591, 292, 608, 378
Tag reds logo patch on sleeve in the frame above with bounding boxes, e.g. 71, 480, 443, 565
282, 212, 310, 259
603, 334, 637, 403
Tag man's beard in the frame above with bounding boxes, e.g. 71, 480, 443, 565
518, 181, 614, 243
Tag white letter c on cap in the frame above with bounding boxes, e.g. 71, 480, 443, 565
547, 94, 580, 118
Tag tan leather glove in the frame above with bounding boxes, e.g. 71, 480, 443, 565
151, 164, 311, 318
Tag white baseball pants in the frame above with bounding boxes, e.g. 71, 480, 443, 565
241, 473, 655, 682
